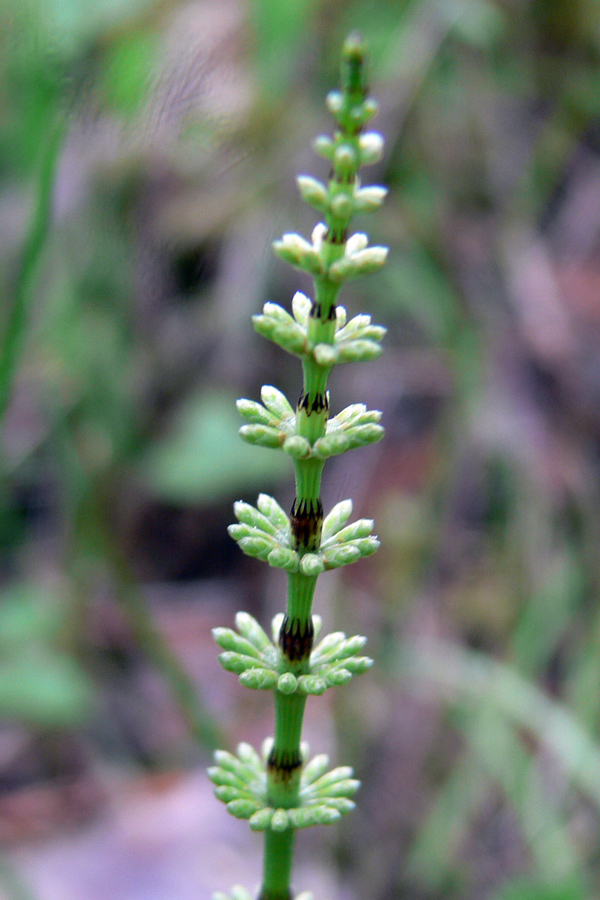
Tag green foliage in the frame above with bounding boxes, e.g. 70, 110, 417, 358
211, 33, 387, 900
0, 583, 94, 727
208, 738, 359, 830
141, 390, 290, 504
248, 0, 316, 97
213, 611, 373, 694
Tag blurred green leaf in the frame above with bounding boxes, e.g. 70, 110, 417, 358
493, 876, 587, 900
102, 29, 158, 114
381, 248, 463, 344
22, 0, 157, 57
0, 583, 63, 648
248, 0, 315, 96
140, 389, 290, 503
407, 748, 490, 890
0, 582, 95, 727
0, 655, 94, 727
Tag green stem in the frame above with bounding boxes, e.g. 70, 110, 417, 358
259, 830, 295, 900
256, 35, 380, 900
0, 112, 67, 425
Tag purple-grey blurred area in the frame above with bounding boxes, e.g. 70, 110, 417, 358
1, 0, 600, 899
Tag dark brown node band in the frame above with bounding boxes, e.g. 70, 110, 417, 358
297, 390, 329, 416
279, 614, 315, 662
291, 498, 323, 551
267, 746, 303, 780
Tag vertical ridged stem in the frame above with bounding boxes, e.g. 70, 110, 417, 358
258, 830, 295, 900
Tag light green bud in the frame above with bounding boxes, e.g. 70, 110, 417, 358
354, 536, 380, 556
330, 518, 374, 544
322, 499, 353, 540
277, 673, 298, 695
271, 809, 290, 832
237, 742, 262, 767
358, 132, 384, 165
207, 767, 246, 789
213, 750, 242, 773
238, 535, 275, 560
271, 322, 309, 356
235, 612, 272, 651
261, 737, 274, 761
239, 668, 278, 690
273, 233, 312, 260
239, 424, 283, 449
366, 324, 387, 342
330, 192, 353, 218
219, 651, 264, 674
333, 143, 358, 175
227, 523, 253, 542
332, 403, 366, 423
356, 409, 383, 425
311, 766, 354, 789
344, 423, 385, 448
360, 98, 378, 122
353, 185, 387, 213
295, 892, 314, 900
249, 807, 274, 831
347, 97, 379, 129
323, 544, 362, 568
343, 656, 373, 674
292, 291, 311, 326
325, 668, 353, 686
325, 91, 343, 114
335, 304, 347, 329
297, 175, 328, 211
214, 785, 243, 803
261, 385, 294, 418
313, 343, 337, 367
252, 314, 277, 341
329, 246, 388, 282
212, 627, 263, 658
337, 311, 371, 333
311, 631, 346, 658
212, 892, 231, 900
287, 806, 323, 829
312, 432, 352, 459
319, 779, 361, 799
313, 135, 335, 159
301, 753, 330, 785
273, 234, 323, 276
337, 635, 368, 657
345, 232, 369, 255
312, 614, 323, 640
271, 613, 284, 645
263, 301, 295, 324
300, 553, 325, 576
298, 675, 327, 695
236, 398, 274, 425
322, 797, 356, 814
283, 435, 311, 459
233, 501, 277, 535
227, 799, 261, 819
336, 339, 383, 363
230, 887, 253, 900
257, 494, 289, 530
310, 805, 341, 825
337, 315, 384, 343
267, 547, 299, 571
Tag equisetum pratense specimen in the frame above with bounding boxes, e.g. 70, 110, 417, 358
209, 34, 388, 900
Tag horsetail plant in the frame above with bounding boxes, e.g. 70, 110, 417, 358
209, 35, 387, 900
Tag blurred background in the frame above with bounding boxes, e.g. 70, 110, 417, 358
1, 0, 600, 898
